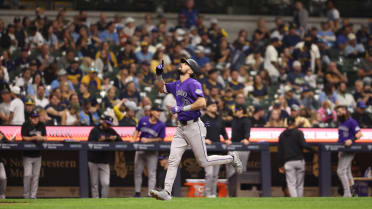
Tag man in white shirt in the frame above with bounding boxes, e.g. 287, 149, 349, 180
295, 36, 322, 74
34, 85, 49, 108
264, 38, 281, 82
9, 86, 25, 125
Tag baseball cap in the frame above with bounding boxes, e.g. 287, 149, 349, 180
357, 101, 367, 109
291, 104, 300, 111
141, 41, 149, 47
293, 60, 301, 68
181, 58, 200, 75
348, 33, 356, 40
30, 110, 39, 118
103, 115, 114, 126
57, 69, 67, 76
125, 17, 135, 24
88, 67, 98, 73
25, 97, 35, 105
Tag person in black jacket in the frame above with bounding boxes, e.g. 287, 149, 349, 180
88, 115, 121, 198
21, 110, 46, 199
0, 131, 9, 199
201, 101, 229, 198
278, 117, 315, 197
226, 104, 251, 197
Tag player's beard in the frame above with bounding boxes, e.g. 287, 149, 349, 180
338, 114, 346, 122
177, 67, 187, 76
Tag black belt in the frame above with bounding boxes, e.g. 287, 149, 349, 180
179, 118, 199, 126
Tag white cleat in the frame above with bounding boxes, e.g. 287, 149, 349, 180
150, 189, 172, 201
229, 151, 243, 174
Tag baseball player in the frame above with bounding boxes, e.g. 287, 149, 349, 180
87, 115, 121, 198
21, 110, 46, 199
150, 59, 243, 200
0, 131, 9, 199
278, 117, 315, 197
201, 101, 229, 198
132, 106, 166, 198
336, 105, 362, 197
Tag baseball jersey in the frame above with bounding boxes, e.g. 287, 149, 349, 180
338, 118, 360, 143
137, 116, 166, 139
165, 78, 204, 121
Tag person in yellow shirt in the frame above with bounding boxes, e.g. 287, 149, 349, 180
95, 41, 118, 68
285, 104, 312, 128
81, 67, 102, 91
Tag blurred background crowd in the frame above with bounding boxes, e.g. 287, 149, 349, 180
0, 0, 371, 129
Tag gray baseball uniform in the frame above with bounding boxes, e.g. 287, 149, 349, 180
337, 117, 360, 197
21, 120, 46, 199
134, 116, 166, 196
284, 159, 305, 197
163, 78, 234, 194
205, 165, 220, 197
278, 126, 314, 198
0, 162, 6, 199
87, 124, 121, 198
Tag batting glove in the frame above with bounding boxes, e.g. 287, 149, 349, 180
156, 60, 164, 76
171, 106, 182, 114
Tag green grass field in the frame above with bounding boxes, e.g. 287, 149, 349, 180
0, 198, 372, 209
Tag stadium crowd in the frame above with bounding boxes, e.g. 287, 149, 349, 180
0, 0, 371, 130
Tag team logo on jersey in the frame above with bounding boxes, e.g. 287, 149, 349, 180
195, 89, 203, 95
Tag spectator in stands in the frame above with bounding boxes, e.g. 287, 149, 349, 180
283, 24, 301, 48
179, 0, 198, 28
287, 61, 305, 90
252, 17, 270, 49
101, 87, 117, 110
65, 104, 80, 126
345, 33, 365, 58
96, 12, 107, 32
37, 44, 54, 72
249, 106, 266, 127
317, 21, 336, 48
24, 97, 35, 123
138, 62, 155, 87
27, 72, 43, 96
325, 62, 347, 85
45, 93, 66, 125
21, 110, 46, 199
0, 89, 11, 125
352, 101, 372, 128
87, 115, 121, 198
123, 17, 135, 37
317, 100, 337, 127
78, 83, 95, 106
265, 108, 285, 127
117, 42, 136, 69
34, 85, 49, 108
135, 41, 153, 64
336, 82, 356, 110
99, 21, 119, 45
15, 47, 31, 72
1, 51, 14, 75
264, 37, 281, 82
288, 104, 312, 128
327, 0, 340, 29
119, 104, 138, 126
293, 1, 309, 33
95, 41, 118, 69
357, 50, 372, 79
228, 70, 244, 95
120, 81, 141, 104
50, 69, 74, 91
252, 74, 268, 100
352, 80, 367, 102
300, 85, 319, 112
81, 67, 101, 91
9, 86, 24, 125
79, 100, 99, 126
41, 24, 59, 50
15, 68, 32, 90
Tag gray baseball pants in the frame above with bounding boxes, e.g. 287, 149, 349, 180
23, 156, 41, 199
205, 165, 220, 196
337, 152, 355, 197
88, 162, 110, 198
0, 163, 6, 199
164, 119, 233, 194
284, 159, 305, 197
134, 151, 158, 195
